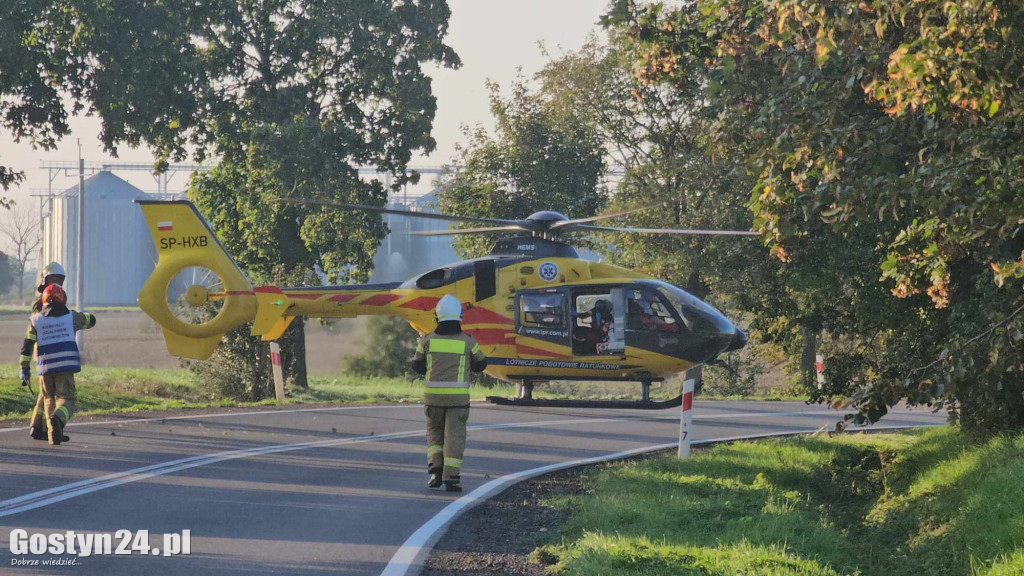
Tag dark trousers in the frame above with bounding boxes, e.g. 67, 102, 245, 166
425, 405, 469, 481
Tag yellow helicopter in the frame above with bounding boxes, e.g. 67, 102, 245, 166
136, 199, 755, 408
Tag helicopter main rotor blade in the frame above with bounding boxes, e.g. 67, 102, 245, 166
550, 203, 666, 229
409, 225, 530, 236
276, 198, 519, 226
577, 224, 760, 236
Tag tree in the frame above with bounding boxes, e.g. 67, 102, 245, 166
180, 1, 458, 394
1, 0, 211, 198
0, 205, 41, 300
342, 316, 419, 379
606, 0, 1024, 435
438, 78, 608, 258
3, 1, 460, 398
0, 252, 15, 296
537, 31, 793, 392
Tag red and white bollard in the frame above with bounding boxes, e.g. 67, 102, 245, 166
678, 378, 695, 459
270, 341, 285, 403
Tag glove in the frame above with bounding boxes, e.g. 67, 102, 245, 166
20, 366, 31, 385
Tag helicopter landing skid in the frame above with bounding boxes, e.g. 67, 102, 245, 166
485, 395, 682, 410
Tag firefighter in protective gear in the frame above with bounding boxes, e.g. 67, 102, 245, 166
411, 295, 487, 492
26, 263, 68, 440
20, 284, 97, 445
33, 262, 66, 313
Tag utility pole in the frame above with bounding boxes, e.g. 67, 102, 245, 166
76, 141, 85, 352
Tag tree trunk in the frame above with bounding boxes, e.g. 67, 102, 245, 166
286, 317, 309, 388
800, 325, 817, 389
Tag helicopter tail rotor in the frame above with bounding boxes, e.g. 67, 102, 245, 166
137, 201, 258, 359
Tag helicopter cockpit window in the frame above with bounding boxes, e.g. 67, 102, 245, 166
519, 293, 565, 329
415, 268, 448, 290
627, 289, 681, 333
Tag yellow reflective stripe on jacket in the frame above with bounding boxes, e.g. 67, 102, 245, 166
423, 387, 471, 395
428, 338, 466, 354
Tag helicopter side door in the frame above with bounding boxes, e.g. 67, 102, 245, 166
570, 287, 626, 357
513, 288, 571, 357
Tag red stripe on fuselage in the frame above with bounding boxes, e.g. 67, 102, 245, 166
465, 328, 512, 347
329, 294, 358, 303
360, 294, 401, 306
399, 296, 440, 311
462, 306, 513, 325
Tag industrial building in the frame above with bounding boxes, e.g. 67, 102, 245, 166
370, 189, 459, 283
40, 171, 159, 306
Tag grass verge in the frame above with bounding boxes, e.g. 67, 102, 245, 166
1, 362, 800, 422
0, 364, 525, 422
536, 426, 1023, 576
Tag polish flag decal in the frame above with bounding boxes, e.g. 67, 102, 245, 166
158, 221, 173, 231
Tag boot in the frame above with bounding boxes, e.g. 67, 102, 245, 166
444, 476, 462, 493
48, 415, 64, 446
428, 472, 442, 489
29, 425, 47, 441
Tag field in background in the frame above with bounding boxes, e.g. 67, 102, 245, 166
0, 309, 367, 374
536, 427, 1024, 576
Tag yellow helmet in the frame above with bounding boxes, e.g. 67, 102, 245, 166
435, 294, 463, 323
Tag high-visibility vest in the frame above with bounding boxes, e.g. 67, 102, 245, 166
418, 333, 483, 405
32, 313, 81, 374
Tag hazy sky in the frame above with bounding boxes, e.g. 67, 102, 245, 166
0, 1, 609, 210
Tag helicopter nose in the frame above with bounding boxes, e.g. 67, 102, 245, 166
723, 329, 748, 353
674, 302, 743, 363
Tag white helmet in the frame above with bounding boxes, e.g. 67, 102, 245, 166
435, 294, 463, 323
38, 262, 66, 288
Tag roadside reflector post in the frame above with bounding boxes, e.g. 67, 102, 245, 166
678, 378, 695, 459
270, 341, 285, 403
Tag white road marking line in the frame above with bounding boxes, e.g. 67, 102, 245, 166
379, 424, 939, 576
0, 405, 930, 518
0, 416, 648, 518
0, 407, 856, 436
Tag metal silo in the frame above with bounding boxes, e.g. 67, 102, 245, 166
40, 171, 158, 306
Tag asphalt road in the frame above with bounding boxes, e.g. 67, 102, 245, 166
0, 401, 944, 575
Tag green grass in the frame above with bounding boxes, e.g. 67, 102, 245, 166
0, 364, 527, 421
1, 361, 798, 422
536, 427, 1024, 576
0, 364, 222, 420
